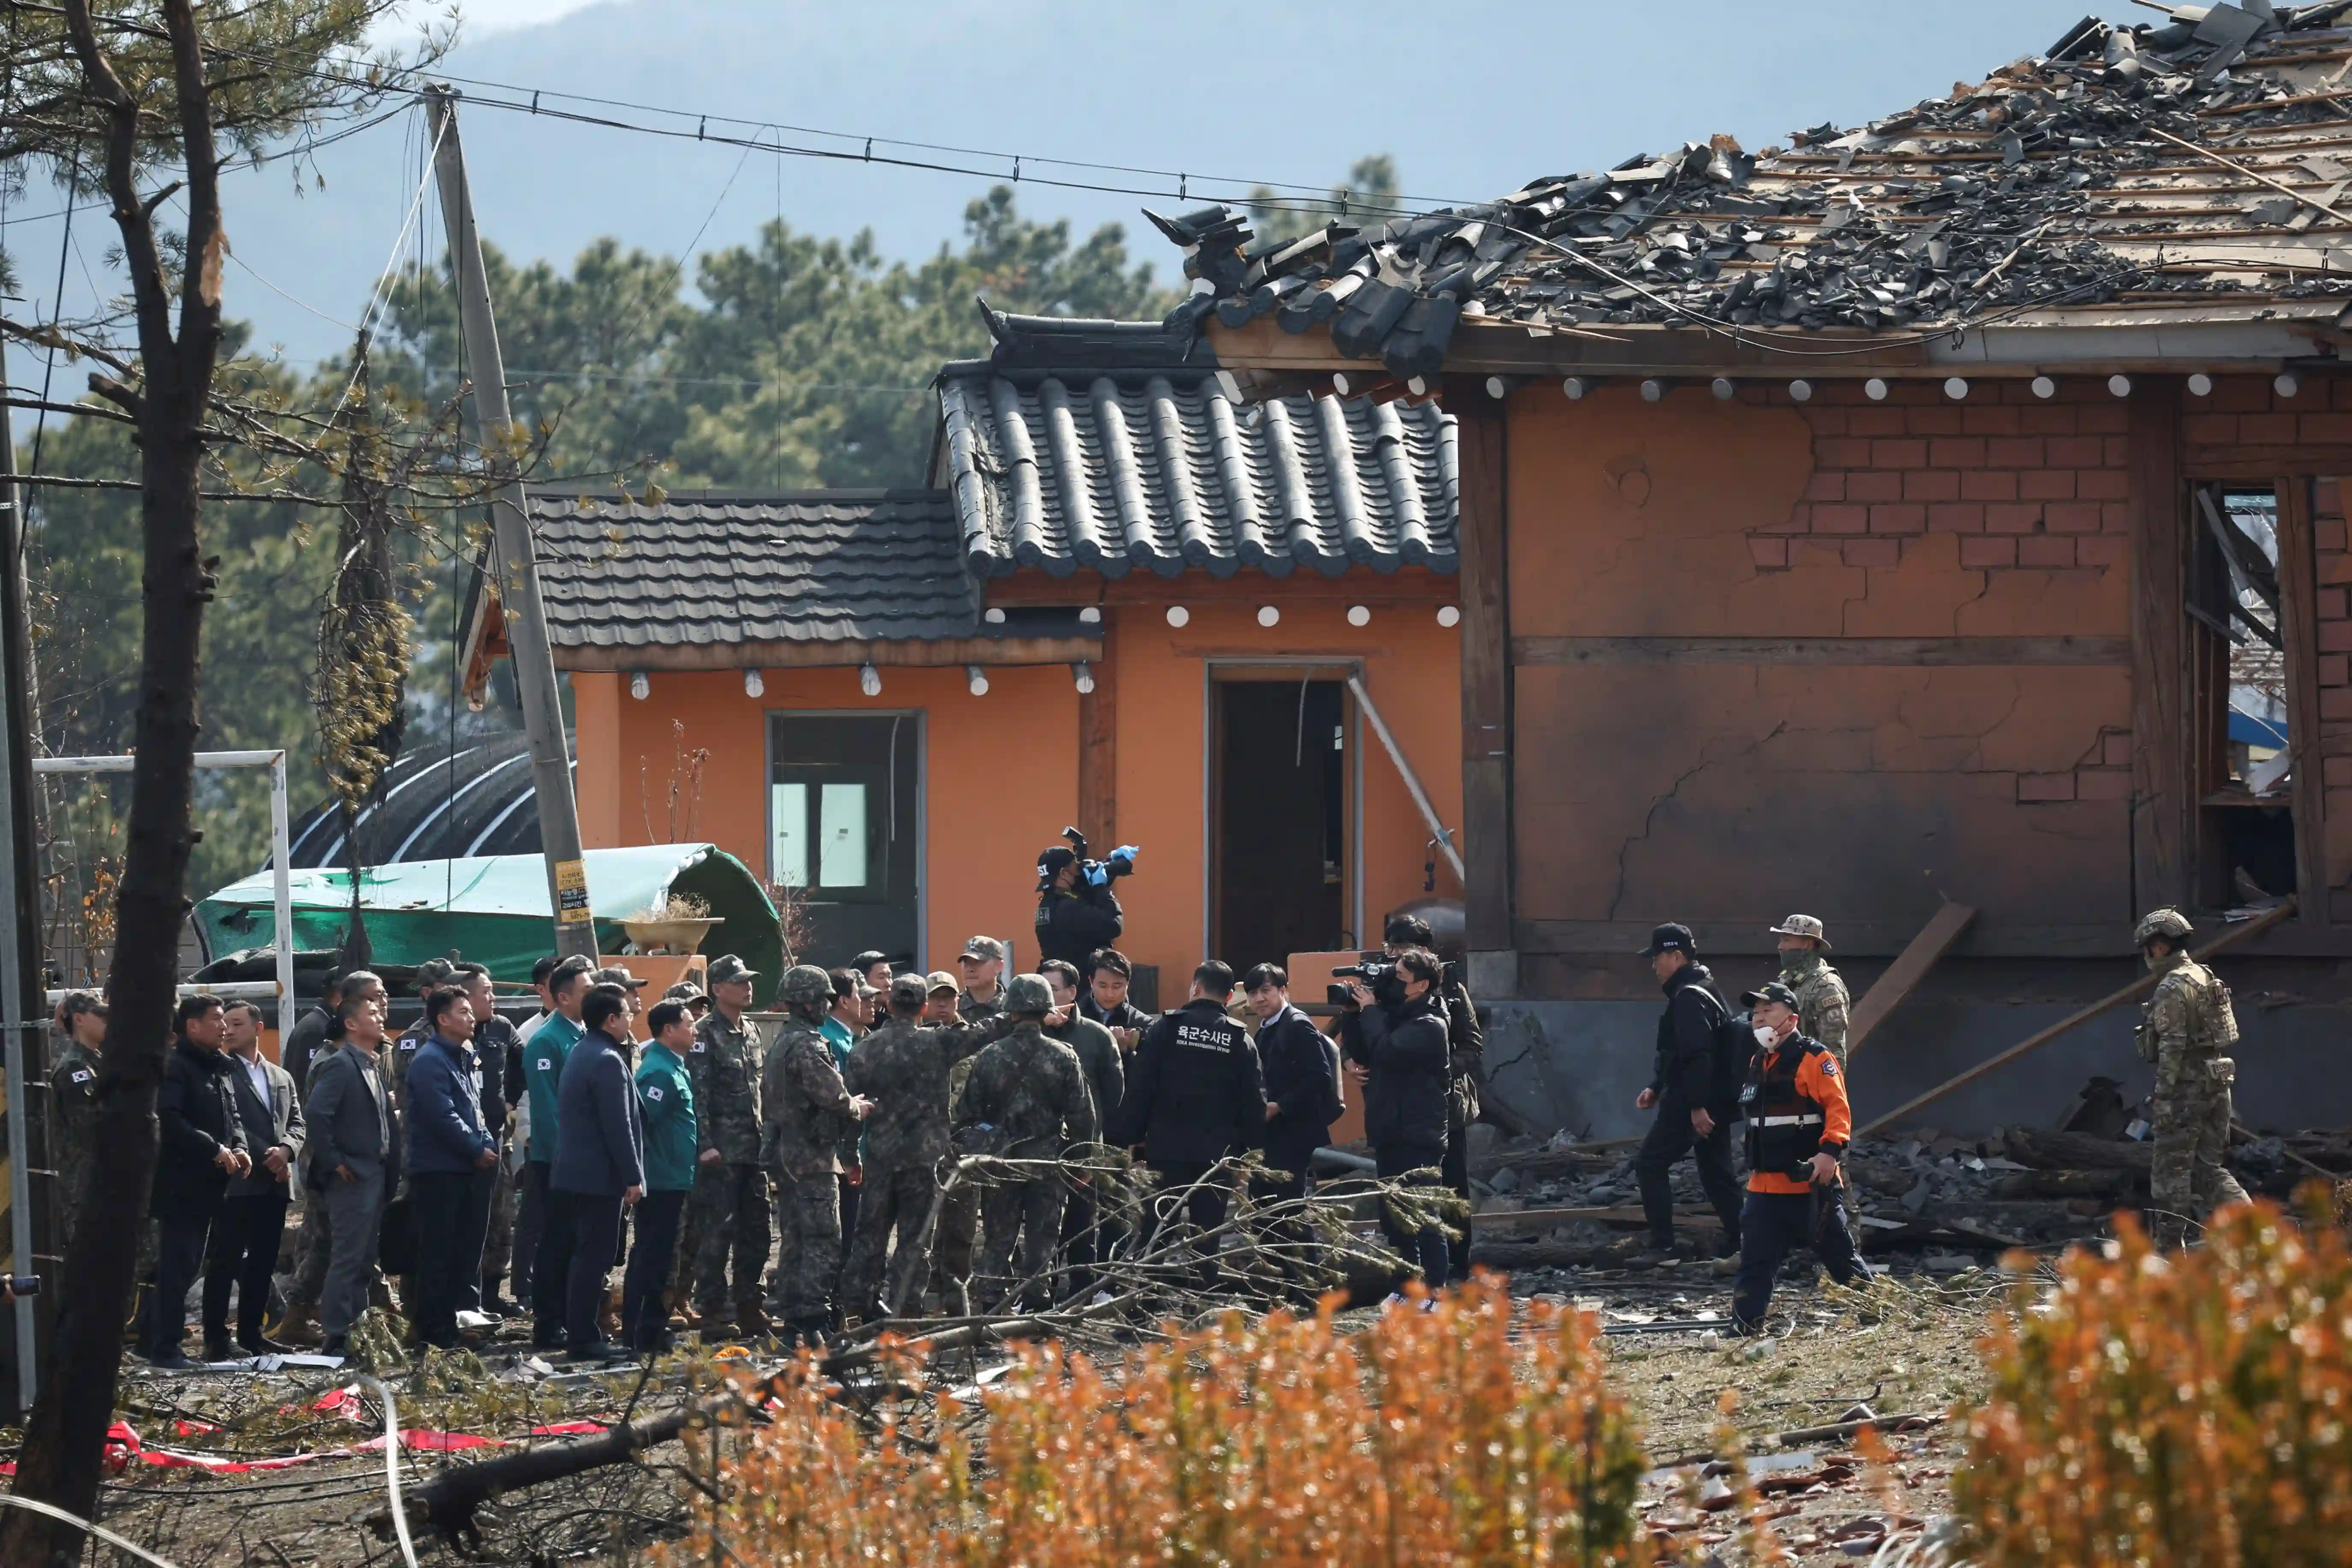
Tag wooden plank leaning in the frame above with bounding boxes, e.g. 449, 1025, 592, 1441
1846, 901, 1977, 1059
1855, 899, 2298, 1140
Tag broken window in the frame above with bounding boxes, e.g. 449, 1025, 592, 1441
2190, 484, 2295, 908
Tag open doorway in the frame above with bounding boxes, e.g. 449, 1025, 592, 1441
1213, 676, 1350, 973
2188, 483, 2297, 908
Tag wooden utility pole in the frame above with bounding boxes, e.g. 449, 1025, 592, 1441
424, 87, 598, 959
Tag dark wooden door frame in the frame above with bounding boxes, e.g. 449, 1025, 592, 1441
1203, 661, 1362, 966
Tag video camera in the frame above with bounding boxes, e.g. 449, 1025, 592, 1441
1038, 827, 1140, 892
1328, 952, 1460, 1009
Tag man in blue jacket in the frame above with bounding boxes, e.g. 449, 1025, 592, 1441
544, 984, 644, 1362
405, 986, 500, 1350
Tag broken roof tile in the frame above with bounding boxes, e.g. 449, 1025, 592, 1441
1159, 5, 2352, 368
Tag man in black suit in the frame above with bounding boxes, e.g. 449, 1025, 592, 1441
142, 995, 250, 1369
305, 993, 399, 1357
202, 1000, 304, 1358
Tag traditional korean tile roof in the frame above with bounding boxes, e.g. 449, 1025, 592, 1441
523, 488, 984, 648
1153, 3, 2352, 378
937, 312, 1458, 579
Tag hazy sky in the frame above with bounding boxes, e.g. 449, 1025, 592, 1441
5, 0, 2151, 375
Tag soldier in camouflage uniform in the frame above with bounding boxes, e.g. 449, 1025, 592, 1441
2135, 908, 2251, 1247
930, 937, 1007, 1313
958, 975, 1098, 1312
687, 954, 769, 1338
839, 974, 1016, 1319
47, 992, 107, 1249
760, 965, 873, 1343
1772, 915, 1851, 1069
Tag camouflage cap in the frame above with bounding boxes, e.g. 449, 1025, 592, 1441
925, 971, 960, 995
1769, 914, 1831, 950
887, 973, 930, 1010
662, 981, 708, 1004
591, 965, 648, 990
707, 954, 759, 987
959, 934, 1006, 963
779, 964, 833, 1007
416, 958, 459, 989
2135, 907, 2194, 946
55, 988, 106, 1022
1003, 973, 1054, 1015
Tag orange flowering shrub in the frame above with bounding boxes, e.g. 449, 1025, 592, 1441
664, 1274, 1649, 1567
1959, 1198, 2352, 1568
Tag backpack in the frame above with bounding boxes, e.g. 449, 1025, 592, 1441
1693, 984, 1756, 1111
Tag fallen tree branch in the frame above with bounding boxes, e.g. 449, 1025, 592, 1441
375, 1290, 1149, 1547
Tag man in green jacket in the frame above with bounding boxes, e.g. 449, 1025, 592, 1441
523, 956, 592, 1348
625, 999, 697, 1352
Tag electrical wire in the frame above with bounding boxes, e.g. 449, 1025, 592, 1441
153, 24, 1476, 218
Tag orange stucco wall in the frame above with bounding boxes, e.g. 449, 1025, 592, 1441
577, 664, 1077, 972
1107, 597, 1465, 989
1503, 378, 2135, 952
566, 586, 1463, 990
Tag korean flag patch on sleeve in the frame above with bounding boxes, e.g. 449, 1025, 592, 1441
645, 1085, 664, 1101
70, 1068, 94, 1084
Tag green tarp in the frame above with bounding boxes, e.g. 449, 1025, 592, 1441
195, 843, 783, 1003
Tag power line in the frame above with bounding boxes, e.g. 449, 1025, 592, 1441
136, 30, 1464, 222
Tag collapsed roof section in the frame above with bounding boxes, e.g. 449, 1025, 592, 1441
1154, 3, 2352, 378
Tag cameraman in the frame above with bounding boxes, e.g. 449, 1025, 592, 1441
1381, 914, 1483, 1279
1338, 946, 1453, 1294
1034, 833, 1136, 975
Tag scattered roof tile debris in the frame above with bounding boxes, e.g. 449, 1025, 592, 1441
1154, 3, 2352, 377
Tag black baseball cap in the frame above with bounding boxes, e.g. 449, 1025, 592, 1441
1638, 923, 1696, 958
1741, 981, 1801, 1010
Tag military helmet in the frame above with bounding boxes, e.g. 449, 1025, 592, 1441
2134, 908, 2194, 948
779, 964, 833, 1007
1004, 973, 1055, 1015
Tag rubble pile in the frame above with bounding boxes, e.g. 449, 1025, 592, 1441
1152, 2, 2352, 378
1469, 1109, 2352, 1281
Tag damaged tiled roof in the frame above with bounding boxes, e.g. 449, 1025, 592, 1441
1155, 2, 2352, 378
524, 489, 983, 648
938, 311, 1457, 579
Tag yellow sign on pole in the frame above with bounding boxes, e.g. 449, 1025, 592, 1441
554, 858, 594, 925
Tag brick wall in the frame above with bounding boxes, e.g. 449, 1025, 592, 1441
2317, 479, 2352, 896
2180, 374, 2352, 466
1746, 377, 2129, 575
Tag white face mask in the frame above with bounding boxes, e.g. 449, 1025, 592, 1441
1753, 1023, 1780, 1048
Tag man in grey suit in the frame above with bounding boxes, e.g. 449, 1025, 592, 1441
202, 1000, 305, 1358
304, 992, 399, 1357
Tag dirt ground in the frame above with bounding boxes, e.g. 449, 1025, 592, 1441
1578, 1264, 1997, 1565
63, 1264, 2003, 1568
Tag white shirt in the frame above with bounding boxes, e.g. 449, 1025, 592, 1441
236, 1050, 270, 1105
